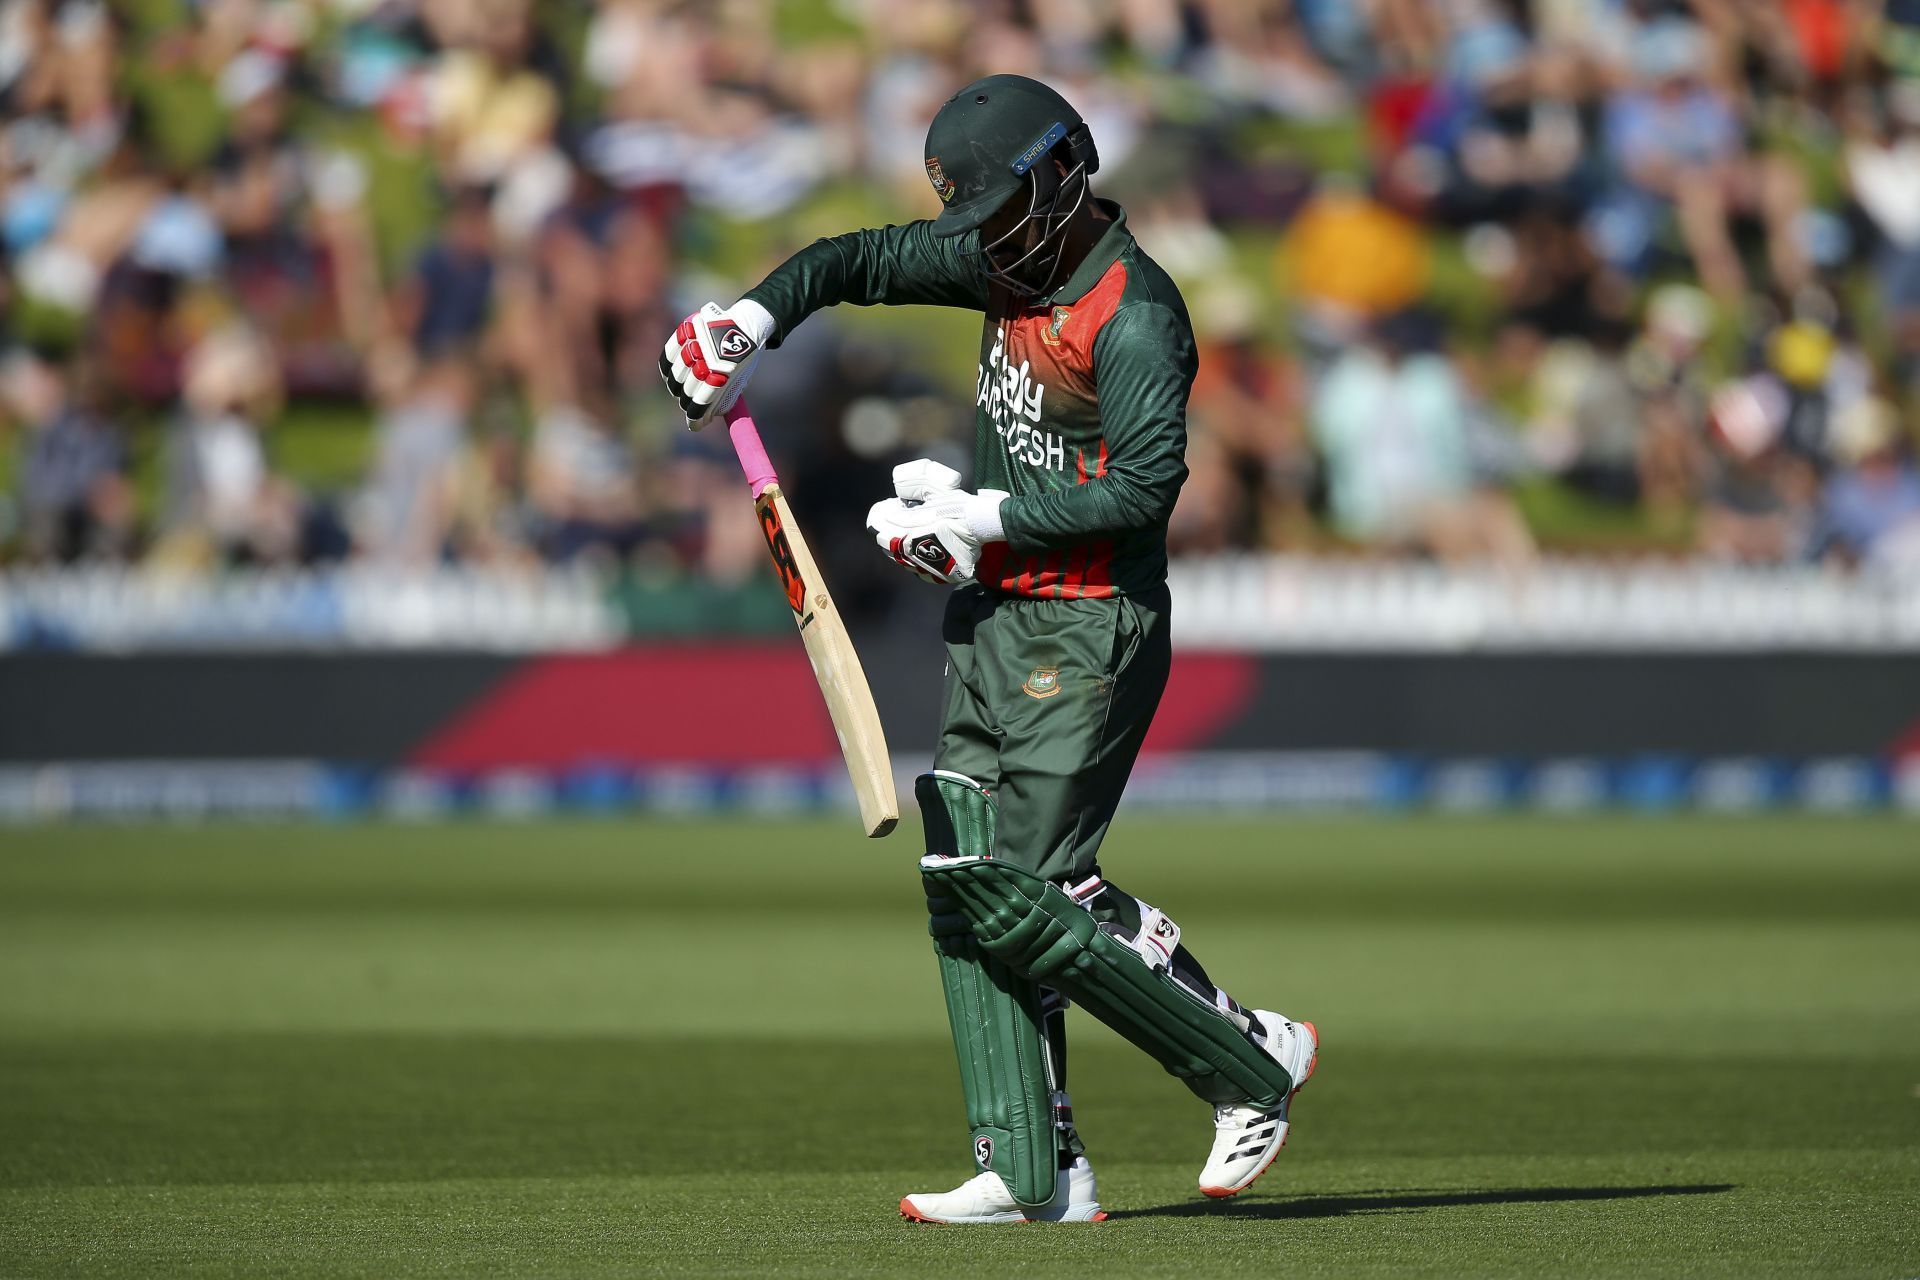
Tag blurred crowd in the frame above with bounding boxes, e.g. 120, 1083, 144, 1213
5, 0, 1920, 598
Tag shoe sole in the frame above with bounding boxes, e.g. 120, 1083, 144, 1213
1199, 1020, 1319, 1200
899, 1197, 1107, 1225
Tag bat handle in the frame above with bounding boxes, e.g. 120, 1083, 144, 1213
724, 399, 779, 499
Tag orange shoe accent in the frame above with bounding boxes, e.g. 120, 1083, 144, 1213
898, 1198, 1106, 1224
1199, 1131, 1289, 1199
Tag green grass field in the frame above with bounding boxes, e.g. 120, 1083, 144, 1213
2, 816, 1916, 1277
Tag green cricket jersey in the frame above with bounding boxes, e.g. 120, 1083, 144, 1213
743, 200, 1194, 600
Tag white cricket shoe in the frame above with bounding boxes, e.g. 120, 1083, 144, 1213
899, 1155, 1106, 1224
1197, 1013, 1318, 1198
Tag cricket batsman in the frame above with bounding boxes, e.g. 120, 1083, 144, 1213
660, 74, 1317, 1223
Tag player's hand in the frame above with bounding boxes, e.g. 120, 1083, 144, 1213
658, 300, 776, 429
892, 457, 965, 502
866, 460, 1008, 585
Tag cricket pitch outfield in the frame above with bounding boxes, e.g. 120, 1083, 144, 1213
2, 816, 1916, 1277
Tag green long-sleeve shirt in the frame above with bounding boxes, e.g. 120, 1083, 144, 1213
743, 200, 1194, 599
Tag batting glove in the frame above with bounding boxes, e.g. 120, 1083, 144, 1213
866, 459, 1008, 586
892, 457, 967, 502
658, 299, 776, 428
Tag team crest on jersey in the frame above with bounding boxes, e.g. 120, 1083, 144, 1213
925, 156, 956, 203
1042, 306, 1071, 347
1023, 667, 1062, 699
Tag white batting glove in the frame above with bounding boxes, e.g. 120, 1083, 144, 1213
866, 459, 1008, 585
893, 457, 965, 501
658, 299, 776, 428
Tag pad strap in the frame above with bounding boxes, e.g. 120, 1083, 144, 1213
922, 855, 1294, 1109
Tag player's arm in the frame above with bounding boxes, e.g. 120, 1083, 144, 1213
742, 220, 989, 347
998, 302, 1194, 549
662, 222, 985, 426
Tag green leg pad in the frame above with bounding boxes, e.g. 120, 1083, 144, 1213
917, 773, 1062, 1209
924, 855, 1293, 1110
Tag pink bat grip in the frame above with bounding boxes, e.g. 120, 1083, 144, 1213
724, 400, 779, 498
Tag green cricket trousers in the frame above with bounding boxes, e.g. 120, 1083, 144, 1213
933, 583, 1171, 883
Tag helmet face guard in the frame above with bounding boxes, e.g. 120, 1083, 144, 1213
924, 77, 1102, 294
958, 145, 1091, 300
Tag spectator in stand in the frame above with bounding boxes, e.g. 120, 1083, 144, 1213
1180, 281, 1316, 550
6, 2, 150, 329
394, 183, 495, 358
421, 0, 562, 187
208, 50, 303, 254
1190, 1, 1350, 118
1284, 174, 1430, 352
1311, 309, 1534, 568
203, 46, 367, 398
527, 401, 645, 564
2, 347, 134, 562
1519, 318, 1646, 506
533, 181, 677, 426
1422, 0, 1588, 225
1314, 313, 1467, 551
1598, 16, 1810, 301
445, 402, 534, 568
354, 353, 473, 566
1622, 283, 1718, 524
1697, 374, 1818, 563
155, 325, 301, 568
1813, 394, 1920, 567
1845, 77, 1920, 393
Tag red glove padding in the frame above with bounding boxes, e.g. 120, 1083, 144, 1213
658, 300, 774, 427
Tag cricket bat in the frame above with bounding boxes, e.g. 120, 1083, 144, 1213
723, 400, 899, 837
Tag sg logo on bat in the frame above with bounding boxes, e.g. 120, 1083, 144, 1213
756, 499, 809, 619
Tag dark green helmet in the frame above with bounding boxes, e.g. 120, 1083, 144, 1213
924, 74, 1101, 297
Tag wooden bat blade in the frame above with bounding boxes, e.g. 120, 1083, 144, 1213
752, 487, 898, 837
